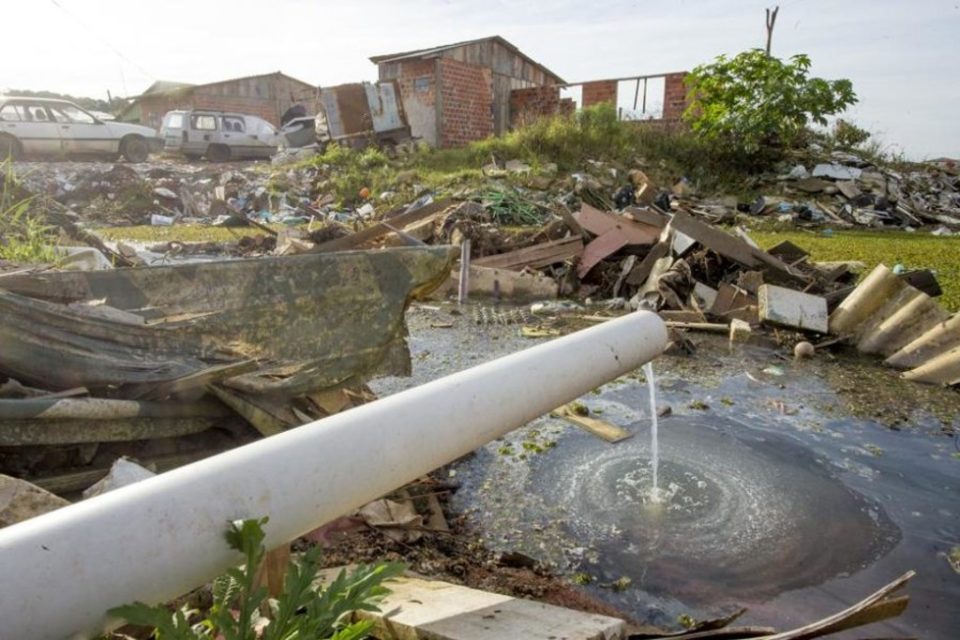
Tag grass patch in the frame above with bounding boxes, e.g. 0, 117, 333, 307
750, 228, 960, 311
0, 161, 58, 263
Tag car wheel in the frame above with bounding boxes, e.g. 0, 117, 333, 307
207, 144, 230, 163
0, 134, 22, 161
121, 136, 149, 163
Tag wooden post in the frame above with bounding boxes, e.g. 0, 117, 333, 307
765, 6, 780, 56
457, 240, 471, 305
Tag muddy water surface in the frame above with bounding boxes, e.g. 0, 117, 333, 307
372, 306, 960, 639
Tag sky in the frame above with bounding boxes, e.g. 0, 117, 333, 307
5, 0, 959, 159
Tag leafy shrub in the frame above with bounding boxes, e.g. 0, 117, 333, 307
110, 518, 405, 640
683, 50, 857, 159
831, 118, 872, 149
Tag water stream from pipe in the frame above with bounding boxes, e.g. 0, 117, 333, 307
644, 362, 659, 501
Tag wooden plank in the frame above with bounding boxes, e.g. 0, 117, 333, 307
669, 211, 760, 267
665, 322, 729, 333
209, 385, 287, 436
577, 229, 629, 278
552, 404, 633, 443
320, 572, 626, 640
626, 241, 670, 286
752, 571, 914, 640
575, 203, 661, 245
314, 199, 453, 252
473, 236, 584, 271
624, 206, 669, 228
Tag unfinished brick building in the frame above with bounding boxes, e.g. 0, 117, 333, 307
118, 72, 317, 130
370, 36, 565, 148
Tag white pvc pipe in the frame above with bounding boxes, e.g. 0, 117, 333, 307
0, 311, 666, 640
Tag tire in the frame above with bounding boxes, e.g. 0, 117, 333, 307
121, 136, 149, 163
206, 144, 230, 163
0, 134, 22, 161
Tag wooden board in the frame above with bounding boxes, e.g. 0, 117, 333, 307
578, 229, 630, 278
626, 241, 670, 286
314, 199, 453, 252
318, 572, 626, 640
473, 236, 584, 271
552, 404, 633, 443
575, 203, 661, 245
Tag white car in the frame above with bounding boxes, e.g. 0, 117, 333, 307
0, 96, 160, 162
160, 110, 281, 161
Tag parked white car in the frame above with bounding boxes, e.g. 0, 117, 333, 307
160, 110, 281, 161
0, 96, 160, 162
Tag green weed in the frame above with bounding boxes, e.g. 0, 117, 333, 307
110, 517, 404, 640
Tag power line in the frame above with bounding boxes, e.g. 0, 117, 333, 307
47, 0, 156, 83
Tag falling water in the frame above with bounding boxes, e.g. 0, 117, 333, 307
643, 362, 659, 501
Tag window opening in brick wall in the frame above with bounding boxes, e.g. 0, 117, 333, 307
617, 77, 664, 120
559, 86, 582, 110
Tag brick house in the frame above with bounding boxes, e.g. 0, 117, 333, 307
370, 36, 565, 148
117, 72, 317, 130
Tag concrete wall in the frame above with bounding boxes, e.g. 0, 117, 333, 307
379, 59, 438, 147
438, 58, 493, 148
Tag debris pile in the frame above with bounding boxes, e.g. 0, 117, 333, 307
0, 246, 455, 493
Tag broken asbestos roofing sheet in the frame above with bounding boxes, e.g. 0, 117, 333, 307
0, 246, 456, 398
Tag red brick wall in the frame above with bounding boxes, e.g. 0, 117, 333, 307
509, 85, 560, 128
582, 80, 617, 107
438, 58, 493, 148
662, 72, 688, 122
387, 59, 439, 146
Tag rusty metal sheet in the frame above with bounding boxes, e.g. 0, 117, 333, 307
0, 246, 456, 397
575, 204, 660, 246
320, 83, 371, 138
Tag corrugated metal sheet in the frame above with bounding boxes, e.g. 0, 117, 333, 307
829, 264, 960, 385
365, 82, 405, 133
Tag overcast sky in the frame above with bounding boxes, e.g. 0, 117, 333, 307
7, 0, 958, 159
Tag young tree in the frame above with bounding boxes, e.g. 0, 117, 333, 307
683, 50, 857, 156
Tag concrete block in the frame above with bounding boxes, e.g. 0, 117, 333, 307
758, 284, 828, 333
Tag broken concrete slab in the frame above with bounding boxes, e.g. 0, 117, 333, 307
439, 265, 558, 301
813, 163, 863, 181
82, 457, 156, 499
758, 284, 829, 333
729, 318, 753, 343
1, 474, 69, 528
322, 572, 626, 640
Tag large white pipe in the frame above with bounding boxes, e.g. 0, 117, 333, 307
0, 311, 666, 640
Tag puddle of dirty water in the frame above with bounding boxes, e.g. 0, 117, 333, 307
371, 305, 960, 639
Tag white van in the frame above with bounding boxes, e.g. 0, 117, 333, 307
159, 110, 280, 161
